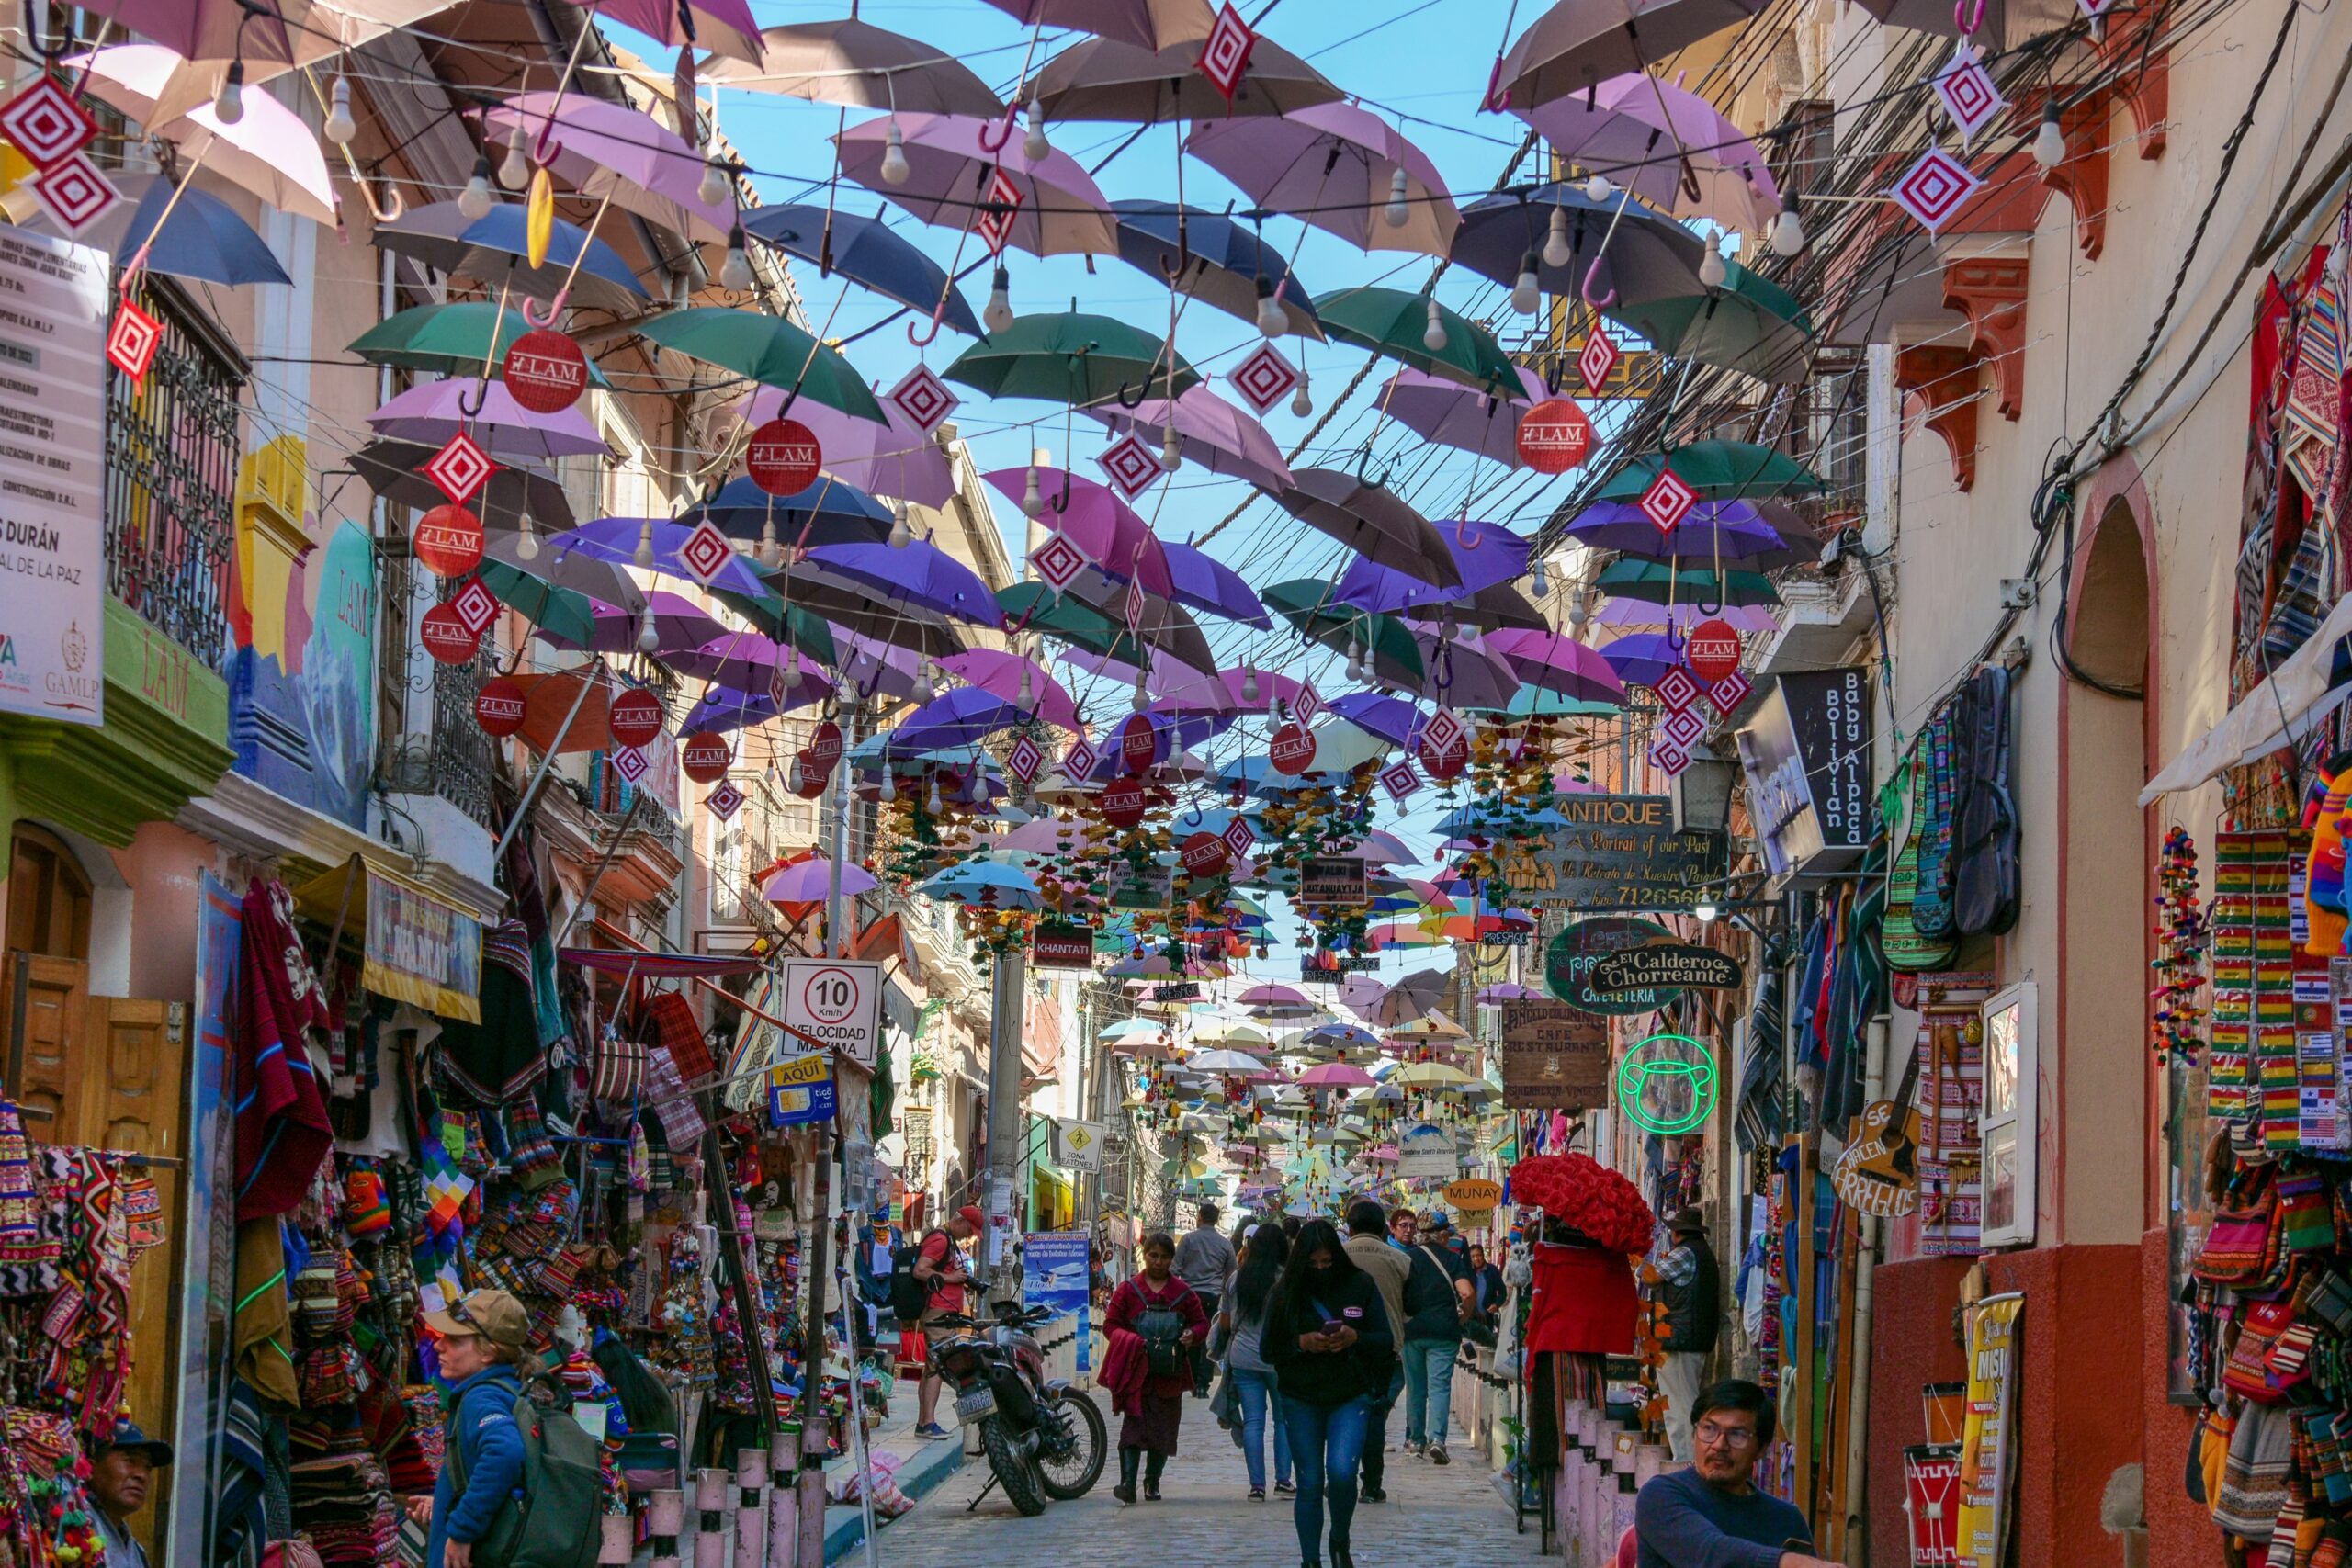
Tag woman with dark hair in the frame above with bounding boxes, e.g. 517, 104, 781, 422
1264, 1219, 1396, 1568
1218, 1224, 1294, 1499
1103, 1230, 1207, 1503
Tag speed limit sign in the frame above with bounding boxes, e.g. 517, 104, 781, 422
782, 958, 882, 1068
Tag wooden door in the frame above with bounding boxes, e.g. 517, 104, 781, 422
84, 998, 187, 1449
5, 951, 88, 1133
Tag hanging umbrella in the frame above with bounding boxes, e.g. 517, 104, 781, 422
731, 385, 957, 509
1301, 1023, 1383, 1053
1375, 367, 1549, 468
795, 540, 1006, 626
1476, 983, 1544, 1004
353, 302, 562, 379
754, 574, 967, 661
681, 474, 897, 549
1314, 286, 1519, 392
950, 313, 1198, 407
1189, 1049, 1271, 1074
1607, 262, 1814, 384
559, 0, 761, 62
1589, 598, 1781, 631
638, 309, 884, 422
1059, 577, 1221, 675
1522, 73, 1784, 235
916, 861, 1044, 908
366, 378, 608, 464
1596, 441, 1826, 501
872, 690, 1030, 756
834, 113, 1119, 258
1478, 628, 1628, 703
1188, 102, 1459, 256
1107, 202, 1327, 343
939, 649, 1080, 730
354, 440, 573, 534
1160, 543, 1272, 627
532, 590, 722, 655
62, 2, 447, 122
1366, 968, 1449, 1025
1595, 558, 1783, 608
1490, 0, 1766, 112
678, 682, 831, 736
470, 561, 604, 649
481, 93, 737, 246
664, 627, 840, 695
1333, 518, 1533, 622
1262, 581, 1428, 686
1565, 497, 1783, 558
831, 627, 925, 699
549, 518, 776, 603
982, 465, 1176, 594
1195, 1018, 1272, 1047
1325, 692, 1426, 748
762, 854, 881, 903
1273, 469, 1464, 591
371, 201, 649, 312
1031, 35, 1340, 124
1593, 631, 1683, 687
1239, 983, 1317, 1016
1391, 1061, 1476, 1088
980, 0, 1214, 47
1102, 1018, 1170, 1041
1411, 632, 1522, 711
702, 20, 1004, 115
1144, 662, 1299, 714
40, 173, 289, 288
1296, 1062, 1379, 1089
479, 529, 641, 614
1091, 384, 1295, 492
1450, 182, 1710, 310
73, 45, 336, 225
995, 583, 1151, 665
740, 206, 983, 338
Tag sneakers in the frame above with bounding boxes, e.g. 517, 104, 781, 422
1428, 1445, 1452, 1466
1358, 1485, 1386, 1504
915, 1422, 951, 1440
1274, 1480, 1296, 1495
1249, 1486, 1266, 1501
1403, 1439, 1426, 1458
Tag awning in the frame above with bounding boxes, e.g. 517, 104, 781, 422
296, 855, 484, 1023
499, 666, 641, 755
2140, 594, 2352, 805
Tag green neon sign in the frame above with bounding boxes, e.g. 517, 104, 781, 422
1616, 1032, 1718, 1136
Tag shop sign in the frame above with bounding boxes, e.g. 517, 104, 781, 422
502, 328, 587, 413
782, 957, 882, 1068
765, 1052, 838, 1127
1508, 793, 1725, 909
1269, 722, 1317, 774
746, 417, 822, 496
1735, 667, 1873, 878
1031, 920, 1095, 968
608, 688, 664, 748
1515, 400, 1593, 473
1956, 1294, 2024, 1568
414, 504, 484, 578
679, 730, 732, 784
1443, 1178, 1503, 1211
1051, 1119, 1105, 1173
1110, 862, 1173, 909
1684, 618, 1742, 684
1101, 778, 1148, 829
808, 719, 843, 769
1120, 713, 1157, 773
365, 874, 485, 1023
1148, 981, 1200, 1002
1590, 942, 1744, 993
1829, 1099, 1922, 1217
474, 675, 526, 737
0, 227, 107, 727
1023, 1230, 1093, 1373
1544, 916, 1680, 1014
1297, 855, 1365, 907
419, 603, 479, 663
1396, 1122, 1459, 1179
1498, 1000, 1610, 1108
1179, 831, 1227, 877
1616, 1032, 1717, 1135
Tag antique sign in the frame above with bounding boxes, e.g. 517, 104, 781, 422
1501, 794, 1725, 910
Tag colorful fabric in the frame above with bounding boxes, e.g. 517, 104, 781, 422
431, 920, 546, 1107
235, 878, 335, 1222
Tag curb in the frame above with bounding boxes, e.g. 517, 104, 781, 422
821, 1430, 967, 1563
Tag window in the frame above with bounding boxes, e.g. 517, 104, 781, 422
6, 826, 91, 961
710, 812, 747, 924
1977, 982, 2037, 1247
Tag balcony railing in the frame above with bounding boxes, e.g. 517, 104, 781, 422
103, 275, 241, 674
426, 650, 497, 829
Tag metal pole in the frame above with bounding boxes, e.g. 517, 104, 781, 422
985, 950, 1027, 1303
825, 705, 860, 959
492, 661, 604, 864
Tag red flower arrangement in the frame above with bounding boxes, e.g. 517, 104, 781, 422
1508, 1153, 1656, 1255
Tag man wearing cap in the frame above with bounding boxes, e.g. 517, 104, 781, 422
1656, 1209, 1723, 1462
912, 1204, 982, 1438
421, 1288, 532, 1568
87, 1422, 171, 1568
1398, 1211, 1475, 1464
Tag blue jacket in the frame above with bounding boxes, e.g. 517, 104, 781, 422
427, 1363, 526, 1568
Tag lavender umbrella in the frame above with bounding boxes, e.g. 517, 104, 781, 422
681, 684, 832, 735
1376, 367, 1548, 468
797, 540, 1004, 626
1595, 632, 1683, 687
481, 93, 736, 246
1521, 73, 1783, 235
667, 631, 841, 700
834, 628, 925, 700
983, 466, 1175, 596
534, 591, 723, 655
763, 856, 880, 903
550, 519, 775, 602
1327, 692, 1426, 748
368, 378, 609, 464
1564, 498, 1782, 558
1090, 384, 1295, 492
1481, 629, 1630, 704
1492, 0, 1767, 114
1163, 543, 1271, 627
1334, 519, 1533, 624
1187, 102, 1459, 256
939, 649, 1080, 731
835, 114, 1118, 259
980, 0, 1214, 47
561, 0, 762, 62
738, 386, 955, 508
1413, 632, 1523, 711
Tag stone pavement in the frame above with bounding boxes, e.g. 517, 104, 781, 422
859, 1393, 1545, 1568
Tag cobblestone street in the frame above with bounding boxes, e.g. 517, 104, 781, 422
862, 1394, 1548, 1568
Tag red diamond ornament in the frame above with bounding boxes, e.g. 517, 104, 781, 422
1931, 43, 2005, 146
1293, 682, 1324, 728
676, 519, 735, 585
1197, 2, 1258, 100
1221, 818, 1254, 859
706, 781, 745, 820
975, 167, 1023, 256
1229, 343, 1299, 414
423, 430, 494, 505
1378, 761, 1421, 802
1659, 706, 1705, 750
610, 745, 650, 784
1889, 147, 1981, 233
1097, 434, 1162, 500
1007, 733, 1043, 785
1577, 328, 1622, 394
1030, 533, 1088, 592
1652, 664, 1702, 714
1124, 575, 1145, 633
1061, 737, 1100, 781
0, 77, 96, 170
1707, 668, 1753, 713
449, 576, 503, 637
888, 364, 959, 432
105, 299, 162, 382
1637, 468, 1698, 536
1648, 738, 1690, 778
32, 152, 118, 233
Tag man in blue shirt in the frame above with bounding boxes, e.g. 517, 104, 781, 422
1634, 1379, 1845, 1568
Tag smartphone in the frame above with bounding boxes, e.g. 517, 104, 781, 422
1320, 1318, 1347, 1337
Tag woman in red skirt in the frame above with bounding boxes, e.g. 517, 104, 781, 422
1102, 1231, 1208, 1503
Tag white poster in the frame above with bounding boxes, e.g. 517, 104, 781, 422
1396, 1122, 1462, 1179
0, 223, 106, 726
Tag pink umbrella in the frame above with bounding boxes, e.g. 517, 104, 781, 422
738, 385, 955, 508
939, 649, 1080, 731
834, 628, 926, 701
836, 114, 1118, 259
1239, 984, 1317, 1017
1090, 384, 1295, 491
983, 466, 1174, 596
1410, 630, 1523, 711
1521, 73, 1783, 235
1296, 1062, 1378, 1089
562, 0, 763, 64
74, 46, 337, 225
1376, 366, 1548, 468
1358, 829, 1418, 864
1482, 628, 1629, 704
368, 378, 609, 463
69, 2, 451, 124
667, 630, 842, 701
763, 855, 879, 903
1187, 102, 1460, 256
1476, 983, 1543, 1003
481, 93, 736, 246
1367, 1145, 1401, 1163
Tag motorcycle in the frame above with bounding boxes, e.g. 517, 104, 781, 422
926, 1303, 1106, 1515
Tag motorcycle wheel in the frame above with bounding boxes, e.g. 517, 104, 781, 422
1036, 1391, 1107, 1500
979, 1416, 1049, 1517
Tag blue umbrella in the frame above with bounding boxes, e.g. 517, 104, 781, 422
1326, 692, 1426, 749
683, 474, 897, 548
548, 519, 777, 604
1068, 711, 1235, 780
113, 176, 288, 287
1163, 541, 1270, 627
795, 539, 1004, 626
914, 860, 1044, 909
741, 205, 983, 339
679, 682, 832, 735
373, 200, 649, 312
1108, 201, 1327, 344
868, 689, 1025, 757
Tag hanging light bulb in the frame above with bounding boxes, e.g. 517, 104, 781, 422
1770, 197, 1805, 257
760, 514, 780, 568
1018, 661, 1035, 709
914, 660, 935, 703
1131, 667, 1150, 714
458, 154, 495, 220
1240, 668, 1260, 705
1384, 166, 1411, 230
983, 265, 1015, 333
1254, 276, 1288, 337
699, 156, 730, 208
1582, 173, 1613, 204
881, 770, 897, 803
1022, 460, 1044, 519
516, 510, 540, 561
323, 74, 356, 145
633, 519, 655, 569
1544, 204, 1574, 270
926, 776, 943, 813
788, 754, 806, 793
636, 616, 660, 654
1699, 243, 1728, 288
1529, 553, 1547, 598
1421, 299, 1447, 352
1159, 423, 1182, 471
1023, 97, 1051, 162
783, 646, 802, 688
1291, 371, 1312, 418
720, 223, 755, 291
879, 117, 911, 185
214, 60, 246, 125
1510, 250, 1542, 315
498, 122, 530, 189
1566, 593, 1589, 629
888, 497, 911, 548
2028, 100, 2068, 168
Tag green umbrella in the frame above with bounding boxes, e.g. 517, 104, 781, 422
1262, 580, 1426, 684
946, 311, 1198, 408
1594, 558, 1782, 608
636, 309, 884, 422
475, 558, 603, 647
1605, 261, 1813, 384
1596, 441, 1825, 502
1311, 285, 1519, 393
349, 302, 613, 386
1504, 685, 1619, 719
998, 581, 1150, 664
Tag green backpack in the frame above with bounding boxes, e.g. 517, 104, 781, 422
449, 1371, 605, 1568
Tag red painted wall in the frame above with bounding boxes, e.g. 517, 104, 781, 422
1869, 1255, 1973, 1561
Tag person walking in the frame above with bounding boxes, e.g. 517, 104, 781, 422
1467, 1242, 1507, 1328
1655, 1209, 1723, 1461
420, 1288, 532, 1568
911, 1204, 984, 1439
1218, 1223, 1295, 1500
1175, 1202, 1238, 1397
1264, 1219, 1396, 1568
1634, 1379, 1846, 1568
1340, 1200, 1410, 1503
1398, 1211, 1475, 1464
1103, 1231, 1208, 1503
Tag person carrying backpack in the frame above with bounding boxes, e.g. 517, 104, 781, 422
908, 1205, 983, 1438
419, 1289, 532, 1568
1102, 1231, 1208, 1503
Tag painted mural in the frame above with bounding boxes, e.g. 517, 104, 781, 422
229, 502, 376, 830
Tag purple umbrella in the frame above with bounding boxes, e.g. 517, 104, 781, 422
1564, 498, 1781, 558
836, 114, 1118, 259
667, 630, 841, 700
682, 684, 832, 734
534, 591, 723, 655
980, 0, 1214, 49
481, 93, 736, 247
562, 0, 762, 62
1482, 629, 1629, 704
1142, 663, 1304, 716
1334, 519, 1532, 620
1187, 102, 1459, 256
1594, 632, 1683, 688
1589, 599, 1780, 631
940, 649, 1081, 731
550, 519, 775, 601
796, 540, 1004, 626
983, 466, 1175, 596
1274, 469, 1463, 591
1327, 692, 1426, 748
835, 627, 925, 700
763, 856, 879, 904
368, 378, 609, 464
874, 688, 1027, 756
1163, 542, 1270, 627
1089, 385, 1295, 491
1376, 367, 1548, 468
738, 385, 955, 509
1411, 631, 1522, 711
1521, 73, 1783, 235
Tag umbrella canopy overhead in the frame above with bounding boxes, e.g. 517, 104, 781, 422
1189, 102, 1459, 256
1491, 0, 1767, 112
1032, 34, 1340, 124
950, 312, 1198, 407
740, 206, 985, 339
1523, 73, 1784, 235
682, 474, 898, 550
355, 441, 573, 534
836, 113, 1119, 258
1595, 558, 1783, 608
367, 378, 608, 463
1274, 469, 1465, 592
1091, 384, 1295, 493
981, 0, 1215, 46
982, 466, 1175, 595
1375, 367, 1547, 468
1107, 202, 1328, 343
703, 20, 1005, 116
1607, 261, 1814, 383
74, 45, 337, 225
1331, 518, 1532, 622
1314, 285, 1519, 392
636, 309, 884, 422
481, 92, 737, 245
795, 540, 1006, 626
733, 385, 957, 510
1483, 629, 1630, 704
1450, 182, 1711, 306
1565, 498, 1784, 558
48, 173, 288, 288
372, 201, 649, 312
1595, 442, 1826, 501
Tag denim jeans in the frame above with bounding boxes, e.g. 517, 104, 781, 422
1401, 1337, 1460, 1447
1231, 1367, 1291, 1489
1283, 1394, 1372, 1563
1358, 1363, 1404, 1494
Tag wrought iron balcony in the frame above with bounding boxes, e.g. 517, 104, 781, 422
426, 651, 497, 829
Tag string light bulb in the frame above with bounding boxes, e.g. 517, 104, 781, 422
458, 154, 495, 220
879, 118, 910, 186
1240, 669, 1260, 705
1511, 250, 1541, 314
2032, 104, 2066, 168
214, 60, 246, 125
323, 74, 356, 145
1529, 553, 1547, 597
1566, 594, 1589, 629
498, 122, 530, 189
1159, 423, 1181, 471
880, 770, 897, 803
1023, 98, 1051, 162
984, 265, 1015, 333
888, 497, 911, 548
699, 156, 729, 209
1694, 899, 1719, 922
720, 223, 754, 291
1699, 243, 1727, 289
1582, 174, 1613, 203
1291, 371, 1312, 417
1544, 204, 1574, 269
787, 755, 805, 793
760, 515, 780, 568
1421, 299, 1447, 352
1022, 460, 1044, 518
637, 616, 660, 654
1131, 667, 1150, 714
1254, 276, 1288, 337
914, 660, 935, 703
783, 647, 802, 689
1384, 167, 1411, 230
926, 776, 943, 814
516, 510, 540, 561
633, 519, 655, 569
1018, 661, 1035, 709
1770, 198, 1805, 256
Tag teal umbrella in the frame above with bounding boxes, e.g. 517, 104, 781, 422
1595, 441, 1825, 502
475, 558, 603, 647
1594, 558, 1782, 608
1262, 580, 1426, 684
349, 302, 613, 386
946, 310, 1198, 407
1605, 262, 1813, 384
1311, 285, 1518, 392
635, 308, 884, 422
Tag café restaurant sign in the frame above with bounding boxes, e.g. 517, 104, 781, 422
1544, 917, 1681, 1015
1498, 999, 1610, 1109
1591, 942, 1744, 994
1499, 794, 1724, 910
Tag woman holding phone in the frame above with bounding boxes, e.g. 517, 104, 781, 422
1263, 1219, 1396, 1568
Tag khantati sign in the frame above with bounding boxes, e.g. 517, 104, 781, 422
1590, 942, 1744, 993
0, 224, 107, 726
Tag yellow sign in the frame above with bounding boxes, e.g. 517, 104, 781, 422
1955, 1292, 2023, 1568
1443, 1178, 1504, 1211
767, 1054, 831, 1089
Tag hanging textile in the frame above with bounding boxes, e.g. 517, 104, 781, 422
235, 877, 335, 1222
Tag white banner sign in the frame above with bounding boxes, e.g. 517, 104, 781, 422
781, 956, 883, 1068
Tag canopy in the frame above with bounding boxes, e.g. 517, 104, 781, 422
2138, 593, 2352, 805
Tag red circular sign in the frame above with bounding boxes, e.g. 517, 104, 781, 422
808, 719, 843, 768
415, 503, 484, 579
1269, 723, 1317, 776
1516, 400, 1594, 474
746, 418, 823, 497
681, 730, 733, 784
1180, 831, 1228, 877
1102, 779, 1148, 829
421, 602, 479, 665
474, 674, 527, 737
1121, 713, 1157, 775
793, 749, 827, 798
1419, 733, 1467, 781
609, 688, 664, 748
502, 328, 588, 414
1684, 618, 1742, 684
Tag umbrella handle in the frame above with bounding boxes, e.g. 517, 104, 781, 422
1544, 355, 1566, 395
906, 297, 947, 348
1480, 57, 1509, 114
1954, 0, 1986, 30
1579, 256, 1616, 309
521, 286, 571, 330
1353, 443, 1393, 490
1113, 380, 1148, 410
20, 0, 69, 60
458, 378, 491, 418
978, 105, 1018, 155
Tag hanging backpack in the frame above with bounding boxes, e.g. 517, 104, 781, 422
1950, 666, 2021, 937
449, 1372, 603, 1568
889, 1230, 951, 1325
1910, 707, 1961, 942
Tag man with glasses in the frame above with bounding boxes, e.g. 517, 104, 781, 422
1634, 1380, 1844, 1568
